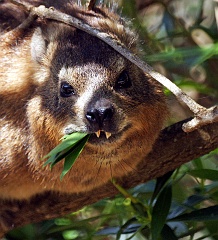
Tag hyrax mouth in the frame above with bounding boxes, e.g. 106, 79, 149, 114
95, 130, 112, 139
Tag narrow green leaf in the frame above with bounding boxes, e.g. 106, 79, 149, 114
131, 202, 149, 219
192, 158, 203, 169
189, 169, 218, 181
168, 195, 207, 219
161, 224, 178, 240
60, 135, 90, 180
151, 171, 174, 203
205, 221, 218, 239
43, 132, 88, 167
43, 132, 87, 160
169, 205, 218, 222
116, 218, 139, 240
44, 145, 74, 167
151, 184, 172, 240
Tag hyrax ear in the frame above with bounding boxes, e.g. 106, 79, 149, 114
31, 27, 48, 63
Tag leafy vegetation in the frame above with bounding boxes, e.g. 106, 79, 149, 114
4, 0, 218, 239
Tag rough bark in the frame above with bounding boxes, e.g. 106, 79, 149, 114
0, 118, 218, 237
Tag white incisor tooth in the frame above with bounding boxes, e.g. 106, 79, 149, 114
95, 130, 101, 138
105, 132, 112, 139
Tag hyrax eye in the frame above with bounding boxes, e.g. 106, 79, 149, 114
60, 82, 75, 97
115, 71, 132, 89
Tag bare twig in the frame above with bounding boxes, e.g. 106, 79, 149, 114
5, 0, 30, 10
0, 11, 36, 43
3, 1, 218, 132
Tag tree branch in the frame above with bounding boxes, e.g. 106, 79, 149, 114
1, 119, 218, 237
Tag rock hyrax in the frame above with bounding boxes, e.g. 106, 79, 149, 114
0, 0, 167, 199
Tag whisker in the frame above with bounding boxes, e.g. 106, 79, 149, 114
109, 161, 113, 180
120, 159, 139, 174
93, 160, 103, 186
117, 159, 129, 173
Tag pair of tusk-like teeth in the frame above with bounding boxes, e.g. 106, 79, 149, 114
95, 130, 112, 139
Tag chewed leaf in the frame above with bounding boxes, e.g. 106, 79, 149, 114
45, 144, 79, 168
60, 135, 90, 180
43, 132, 88, 161
43, 132, 89, 177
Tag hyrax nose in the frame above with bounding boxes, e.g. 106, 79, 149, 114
86, 99, 114, 129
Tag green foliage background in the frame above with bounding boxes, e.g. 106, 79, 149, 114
4, 0, 218, 239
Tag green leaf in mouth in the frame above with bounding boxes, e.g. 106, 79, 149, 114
43, 132, 90, 180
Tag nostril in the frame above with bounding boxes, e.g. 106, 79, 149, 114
102, 108, 113, 122
86, 109, 98, 123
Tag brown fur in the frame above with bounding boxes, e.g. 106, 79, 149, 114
0, 0, 167, 199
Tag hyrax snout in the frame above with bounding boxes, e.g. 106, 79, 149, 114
0, 1, 167, 199
85, 98, 114, 138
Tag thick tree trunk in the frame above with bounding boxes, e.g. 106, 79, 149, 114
0, 119, 218, 237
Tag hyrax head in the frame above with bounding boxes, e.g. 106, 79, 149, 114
30, 21, 166, 148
